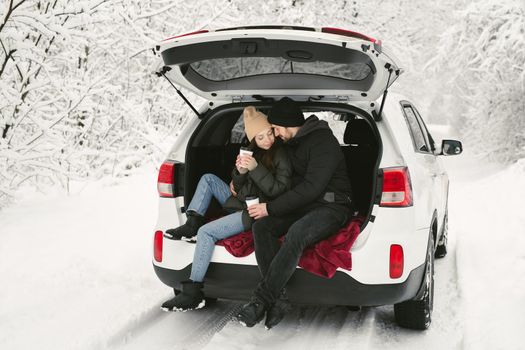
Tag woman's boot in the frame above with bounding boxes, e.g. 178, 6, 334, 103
164, 212, 205, 240
161, 280, 205, 312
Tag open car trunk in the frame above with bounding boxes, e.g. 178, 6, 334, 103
183, 101, 382, 229
157, 26, 402, 103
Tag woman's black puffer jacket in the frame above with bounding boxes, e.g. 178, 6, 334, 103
223, 146, 292, 229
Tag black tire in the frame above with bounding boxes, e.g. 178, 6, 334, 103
394, 233, 434, 330
435, 212, 448, 259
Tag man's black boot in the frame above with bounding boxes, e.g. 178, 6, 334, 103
236, 296, 268, 327
264, 290, 292, 330
161, 280, 205, 312
164, 212, 205, 240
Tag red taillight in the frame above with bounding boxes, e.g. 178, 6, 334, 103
157, 161, 175, 198
162, 30, 209, 42
380, 167, 413, 207
154, 231, 163, 262
390, 244, 404, 279
321, 27, 376, 43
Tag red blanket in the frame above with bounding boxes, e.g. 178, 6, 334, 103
216, 217, 363, 279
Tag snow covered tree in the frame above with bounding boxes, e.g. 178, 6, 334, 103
427, 0, 525, 163
0, 0, 227, 207
1, 0, 523, 209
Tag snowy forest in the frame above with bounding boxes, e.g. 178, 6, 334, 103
0, 0, 524, 207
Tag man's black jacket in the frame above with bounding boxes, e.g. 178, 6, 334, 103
267, 115, 353, 217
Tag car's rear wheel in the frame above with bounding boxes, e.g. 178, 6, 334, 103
435, 211, 448, 258
394, 233, 434, 330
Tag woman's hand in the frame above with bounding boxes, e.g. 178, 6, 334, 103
240, 155, 258, 171
235, 155, 248, 174
229, 180, 237, 197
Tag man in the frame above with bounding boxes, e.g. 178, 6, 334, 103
237, 97, 353, 329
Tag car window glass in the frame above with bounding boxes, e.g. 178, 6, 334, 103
412, 108, 436, 152
307, 112, 346, 144
402, 105, 430, 153
229, 110, 353, 145
190, 57, 372, 82
230, 113, 246, 143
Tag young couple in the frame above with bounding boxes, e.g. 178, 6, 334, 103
162, 97, 353, 329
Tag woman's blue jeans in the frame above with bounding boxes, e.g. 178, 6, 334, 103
186, 174, 246, 282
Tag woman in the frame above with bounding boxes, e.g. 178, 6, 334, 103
161, 106, 292, 312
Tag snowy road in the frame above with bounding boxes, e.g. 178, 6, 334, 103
107, 231, 464, 350
1, 154, 523, 350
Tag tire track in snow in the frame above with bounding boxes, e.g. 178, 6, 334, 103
282, 304, 379, 350
434, 234, 466, 350
447, 229, 466, 349
253, 305, 346, 350
331, 306, 378, 350
201, 304, 359, 350
105, 299, 240, 350
292, 305, 366, 350
104, 301, 169, 348
285, 306, 343, 350
250, 305, 374, 350
173, 301, 242, 350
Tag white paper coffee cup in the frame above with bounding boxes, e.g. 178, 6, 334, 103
239, 148, 253, 157
245, 196, 259, 207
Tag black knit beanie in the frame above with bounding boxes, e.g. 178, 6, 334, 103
268, 97, 305, 127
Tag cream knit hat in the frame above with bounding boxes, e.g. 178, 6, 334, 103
243, 106, 271, 142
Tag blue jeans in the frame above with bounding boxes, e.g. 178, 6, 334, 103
187, 174, 246, 282
187, 173, 232, 216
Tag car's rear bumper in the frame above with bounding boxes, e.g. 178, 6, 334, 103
153, 262, 425, 306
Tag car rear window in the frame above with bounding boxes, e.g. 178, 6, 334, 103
189, 57, 372, 82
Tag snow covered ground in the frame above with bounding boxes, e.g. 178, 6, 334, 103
1, 153, 524, 350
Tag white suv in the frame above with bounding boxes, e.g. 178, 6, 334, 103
151, 26, 463, 330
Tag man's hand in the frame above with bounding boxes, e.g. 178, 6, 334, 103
247, 203, 268, 220
229, 180, 237, 197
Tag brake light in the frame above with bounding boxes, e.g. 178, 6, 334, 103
321, 27, 376, 43
157, 161, 175, 197
217, 25, 316, 32
380, 166, 413, 207
162, 30, 209, 42
154, 231, 163, 262
390, 244, 404, 278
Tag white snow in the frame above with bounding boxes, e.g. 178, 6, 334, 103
0, 168, 168, 349
449, 156, 525, 349
0, 155, 524, 350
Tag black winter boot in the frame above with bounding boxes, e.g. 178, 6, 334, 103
236, 296, 268, 327
164, 212, 205, 240
160, 280, 205, 312
264, 290, 292, 330
236, 282, 274, 327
